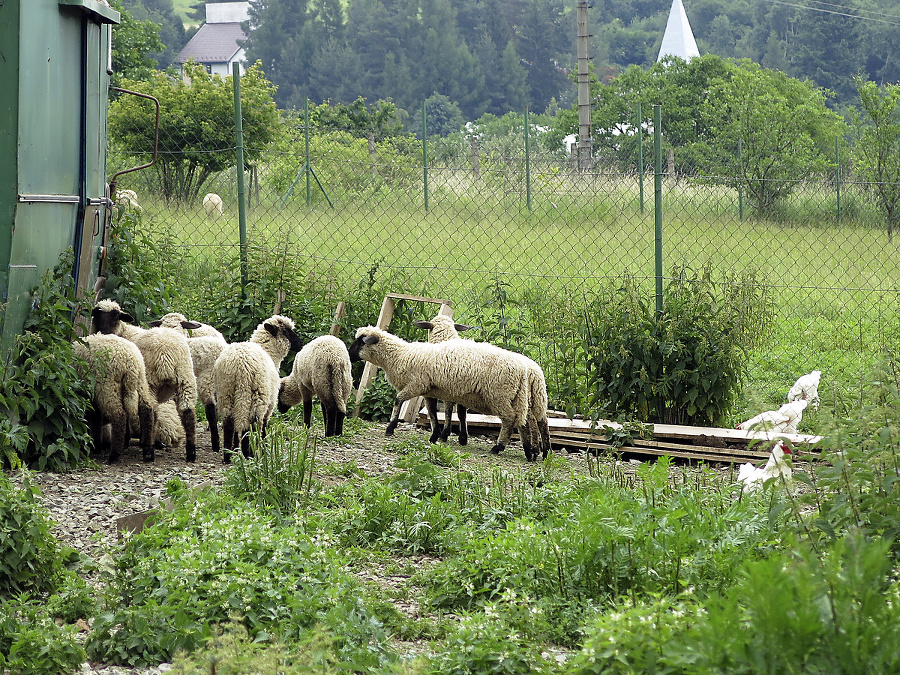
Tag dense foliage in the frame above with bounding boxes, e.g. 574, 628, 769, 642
0, 251, 94, 471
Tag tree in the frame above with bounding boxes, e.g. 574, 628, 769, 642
852, 78, 900, 241
108, 0, 164, 86
108, 62, 280, 202
694, 61, 846, 215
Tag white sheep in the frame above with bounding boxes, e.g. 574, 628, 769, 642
414, 314, 551, 457
72, 333, 156, 463
213, 315, 304, 462
203, 192, 224, 219
149, 312, 228, 453
413, 316, 474, 444
787, 370, 821, 410
348, 326, 543, 461
278, 335, 352, 437
91, 300, 199, 462
115, 188, 142, 213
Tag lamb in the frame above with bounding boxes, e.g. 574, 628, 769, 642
213, 314, 304, 462
72, 333, 156, 463
348, 326, 545, 461
91, 299, 199, 462
203, 192, 224, 219
277, 335, 352, 437
149, 312, 228, 453
787, 370, 821, 410
414, 314, 551, 457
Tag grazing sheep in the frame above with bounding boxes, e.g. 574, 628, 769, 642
91, 300, 199, 462
278, 335, 352, 437
413, 316, 475, 444
115, 188, 142, 213
72, 333, 156, 463
348, 326, 543, 460
415, 315, 551, 457
203, 192, 224, 219
213, 315, 304, 462
149, 312, 228, 453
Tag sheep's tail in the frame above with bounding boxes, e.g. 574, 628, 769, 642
120, 368, 142, 431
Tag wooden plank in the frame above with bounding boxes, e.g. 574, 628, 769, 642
329, 301, 346, 337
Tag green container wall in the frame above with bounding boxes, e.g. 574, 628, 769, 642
0, 0, 118, 358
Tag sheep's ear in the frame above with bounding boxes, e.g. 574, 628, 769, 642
182, 321, 202, 330
120, 312, 135, 323
413, 321, 434, 330
455, 323, 475, 332
148, 320, 162, 328
362, 334, 380, 346
264, 322, 279, 337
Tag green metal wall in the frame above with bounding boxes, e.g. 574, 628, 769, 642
0, 0, 119, 358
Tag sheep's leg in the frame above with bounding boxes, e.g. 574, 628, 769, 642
108, 416, 126, 464
303, 399, 313, 428
490, 417, 515, 456
205, 402, 220, 454
320, 392, 339, 437
222, 415, 235, 464
181, 406, 197, 463
240, 430, 252, 459
425, 397, 442, 443
334, 409, 346, 436
384, 397, 406, 436
138, 400, 155, 463
437, 400, 453, 442
520, 422, 536, 462
86, 407, 103, 457
456, 405, 468, 445
538, 417, 551, 459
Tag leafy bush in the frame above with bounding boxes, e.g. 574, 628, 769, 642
0, 250, 94, 470
0, 598, 85, 675
88, 495, 390, 667
562, 266, 763, 425
0, 472, 70, 599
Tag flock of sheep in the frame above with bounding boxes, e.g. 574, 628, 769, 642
76, 300, 553, 465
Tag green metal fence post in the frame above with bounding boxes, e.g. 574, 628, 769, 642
422, 102, 429, 211
835, 138, 841, 222
233, 62, 248, 295
305, 98, 312, 206
737, 138, 744, 221
525, 108, 532, 212
638, 102, 644, 213
654, 105, 663, 316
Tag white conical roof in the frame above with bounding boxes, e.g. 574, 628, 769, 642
657, 0, 699, 62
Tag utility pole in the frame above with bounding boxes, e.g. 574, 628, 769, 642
576, 0, 592, 171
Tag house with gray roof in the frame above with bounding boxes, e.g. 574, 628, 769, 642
177, 2, 249, 77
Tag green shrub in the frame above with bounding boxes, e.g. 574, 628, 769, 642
0, 472, 69, 599
566, 266, 761, 426
0, 599, 85, 675
88, 495, 389, 667
0, 250, 95, 470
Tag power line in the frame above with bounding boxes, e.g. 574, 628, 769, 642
765, 0, 900, 26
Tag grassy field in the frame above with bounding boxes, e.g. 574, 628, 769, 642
122, 169, 900, 432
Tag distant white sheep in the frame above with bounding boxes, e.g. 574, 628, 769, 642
203, 193, 224, 219
116, 189, 142, 213
278, 335, 352, 437
348, 326, 544, 461
213, 315, 304, 462
149, 312, 228, 453
91, 300, 198, 462
73, 333, 156, 463
787, 370, 821, 410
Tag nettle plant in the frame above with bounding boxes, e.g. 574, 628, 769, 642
0, 250, 95, 470
559, 266, 766, 426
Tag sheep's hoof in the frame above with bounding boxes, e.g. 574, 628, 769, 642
142, 450, 155, 463
185, 451, 196, 463
429, 432, 441, 444
223, 452, 232, 465
458, 435, 468, 446
490, 444, 504, 455
385, 421, 398, 436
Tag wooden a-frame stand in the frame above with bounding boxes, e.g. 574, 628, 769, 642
353, 293, 453, 421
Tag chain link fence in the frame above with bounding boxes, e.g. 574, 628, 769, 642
108, 102, 900, 428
